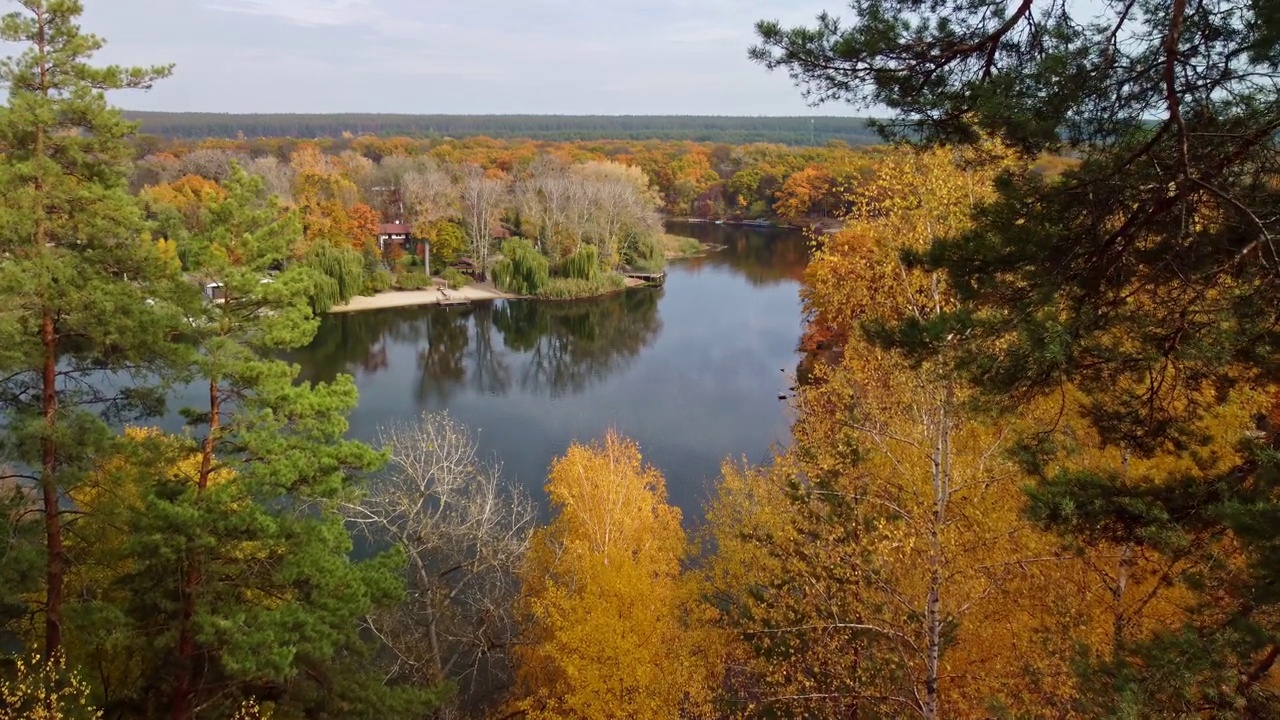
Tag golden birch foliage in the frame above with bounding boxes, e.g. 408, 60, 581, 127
707, 143, 1092, 717
713, 142, 1277, 716
0, 654, 101, 720
515, 431, 717, 720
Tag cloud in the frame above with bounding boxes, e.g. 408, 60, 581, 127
204, 0, 425, 36
206, 0, 367, 26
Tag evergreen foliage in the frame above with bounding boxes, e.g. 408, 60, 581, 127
123, 112, 880, 146
0, 0, 181, 661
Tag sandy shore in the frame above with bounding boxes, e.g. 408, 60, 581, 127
328, 281, 515, 313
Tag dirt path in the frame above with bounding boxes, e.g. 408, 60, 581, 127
328, 281, 515, 313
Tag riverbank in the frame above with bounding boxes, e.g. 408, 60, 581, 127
328, 281, 515, 313
668, 215, 844, 234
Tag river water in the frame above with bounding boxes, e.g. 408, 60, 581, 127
289, 223, 809, 521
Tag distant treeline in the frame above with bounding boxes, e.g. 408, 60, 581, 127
121, 111, 882, 146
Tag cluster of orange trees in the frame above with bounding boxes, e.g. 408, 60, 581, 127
130, 134, 902, 223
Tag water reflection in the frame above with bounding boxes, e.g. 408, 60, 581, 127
288, 225, 807, 521
668, 222, 810, 286
294, 288, 663, 402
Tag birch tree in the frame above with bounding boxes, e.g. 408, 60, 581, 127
458, 164, 507, 281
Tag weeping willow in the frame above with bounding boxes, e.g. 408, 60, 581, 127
492, 239, 550, 296
560, 245, 600, 281
300, 244, 365, 312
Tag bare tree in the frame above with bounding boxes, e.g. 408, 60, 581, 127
458, 164, 508, 281
132, 152, 183, 191
345, 413, 534, 716
177, 148, 246, 182
243, 156, 295, 203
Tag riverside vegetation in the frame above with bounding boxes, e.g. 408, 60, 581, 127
2, 0, 1279, 719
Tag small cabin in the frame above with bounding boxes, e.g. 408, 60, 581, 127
450, 257, 480, 278
377, 221, 429, 266
200, 277, 274, 304
203, 281, 226, 303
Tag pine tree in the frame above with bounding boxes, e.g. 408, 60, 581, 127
62, 166, 439, 719
0, 0, 178, 661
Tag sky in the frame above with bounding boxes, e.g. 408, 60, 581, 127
78, 0, 851, 116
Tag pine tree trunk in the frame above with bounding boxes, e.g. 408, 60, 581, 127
33, 4, 63, 664
41, 308, 62, 660
173, 378, 220, 719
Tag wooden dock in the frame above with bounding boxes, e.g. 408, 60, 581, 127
621, 270, 666, 287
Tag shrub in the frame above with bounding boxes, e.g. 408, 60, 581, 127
441, 268, 471, 290
560, 245, 600, 281
362, 268, 393, 295
492, 238, 549, 296
395, 272, 433, 291
624, 233, 666, 273
538, 273, 627, 300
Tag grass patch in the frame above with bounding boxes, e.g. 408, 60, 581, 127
537, 273, 627, 300
659, 233, 703, 259
394, 271, 434, 290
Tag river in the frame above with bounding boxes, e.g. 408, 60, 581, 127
290, 222, 809, 521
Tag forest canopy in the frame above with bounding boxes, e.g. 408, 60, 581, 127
121, 111, 881, 146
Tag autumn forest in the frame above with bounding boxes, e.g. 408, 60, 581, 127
3, 0, 1280, 719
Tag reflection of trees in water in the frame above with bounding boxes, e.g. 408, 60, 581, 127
290, 289, 663, 401
493, 289, 663, 398
667, 224, 810, 286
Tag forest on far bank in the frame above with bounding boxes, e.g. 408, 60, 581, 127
121, 111, 882, 145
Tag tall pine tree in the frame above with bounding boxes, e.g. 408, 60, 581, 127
0, 0, 177, 661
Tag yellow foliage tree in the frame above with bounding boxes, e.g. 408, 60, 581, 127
514, 431, 717, 719
708, 142, 1275, 717
0, 653, 101, 720
772, 165, 834, 219
140, 174, 227, 232
709, 144, 1079, 718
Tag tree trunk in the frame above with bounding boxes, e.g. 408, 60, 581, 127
41, 308, 62, 661
172, 377, 220, 719
923, 389, 952, 720
33, 5, 63, 664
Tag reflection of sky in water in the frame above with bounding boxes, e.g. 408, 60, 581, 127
171, 227, 807, 526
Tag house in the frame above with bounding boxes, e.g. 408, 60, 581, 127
377, 221, 430, 268
376, 222, 411, 254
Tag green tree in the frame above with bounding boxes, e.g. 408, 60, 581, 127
65, 167, 437, 719
0, 0, 179, 661
754, 0, 1280, 711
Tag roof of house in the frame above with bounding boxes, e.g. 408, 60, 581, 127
378, 223, 411, 235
